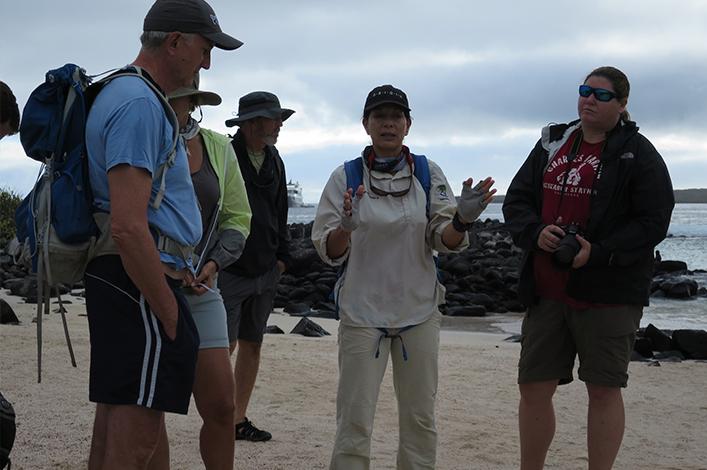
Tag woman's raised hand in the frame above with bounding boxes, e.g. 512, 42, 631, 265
340, 185, 364, 233
456, 177, 496, 223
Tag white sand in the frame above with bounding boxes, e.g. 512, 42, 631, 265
1, 289, 706, 469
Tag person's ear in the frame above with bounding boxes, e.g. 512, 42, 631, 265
618, 98, 628, 115
166, 31, 182, 55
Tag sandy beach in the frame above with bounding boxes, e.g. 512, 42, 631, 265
1, 289, 706, 470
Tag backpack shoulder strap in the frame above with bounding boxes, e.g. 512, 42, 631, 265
344, 157, 364, 192
91, 67, 179, 210
411, 153, 431, 212
127, 67, 179, 210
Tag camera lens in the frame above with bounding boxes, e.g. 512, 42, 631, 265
550, 232, 582, 271
554, 245, 575, 265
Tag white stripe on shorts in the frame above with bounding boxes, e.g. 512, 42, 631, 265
137, 294, 163, 408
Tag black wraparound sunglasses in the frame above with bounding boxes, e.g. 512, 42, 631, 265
579, 85, 618, 102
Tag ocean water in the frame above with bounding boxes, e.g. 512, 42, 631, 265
289, 203, 707, 331
288, 205, 319, 225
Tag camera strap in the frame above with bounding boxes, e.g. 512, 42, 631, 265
554, 129, 605, 228
586, 160, 603, 224
554, 130, 584, 221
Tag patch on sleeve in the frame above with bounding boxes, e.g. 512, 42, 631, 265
436, 185, 449, 199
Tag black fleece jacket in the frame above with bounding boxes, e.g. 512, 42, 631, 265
503, 119, 674, 307
223, 130, 292, 277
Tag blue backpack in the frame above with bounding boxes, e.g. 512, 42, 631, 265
14, 63, 179, 286
13, 63, 180, 382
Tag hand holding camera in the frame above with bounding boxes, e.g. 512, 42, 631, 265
539, 217, 592, 271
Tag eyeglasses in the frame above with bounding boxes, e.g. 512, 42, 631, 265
579, 85, 618, 102
368, 171, 413, 197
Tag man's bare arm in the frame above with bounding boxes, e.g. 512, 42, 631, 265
108, 164, 180, 340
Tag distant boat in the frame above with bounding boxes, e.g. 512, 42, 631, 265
287, 180, 311, 208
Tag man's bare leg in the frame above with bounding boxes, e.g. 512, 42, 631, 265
519, 380, 559, 470
586, 383, 625, 470
96, 403, 163, 470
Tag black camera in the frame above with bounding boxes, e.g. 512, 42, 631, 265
550, 222, 583, 271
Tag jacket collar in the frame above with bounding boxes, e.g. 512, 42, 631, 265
540, 119, 639, 167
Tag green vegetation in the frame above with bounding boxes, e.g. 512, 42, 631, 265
0, 186, 23, 240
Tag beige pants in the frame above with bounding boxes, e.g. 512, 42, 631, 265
330, 310, 442, 470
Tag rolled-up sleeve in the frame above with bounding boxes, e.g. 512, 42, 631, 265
425, 161, 469, 253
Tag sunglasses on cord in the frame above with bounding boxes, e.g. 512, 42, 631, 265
579, 85, 618, 102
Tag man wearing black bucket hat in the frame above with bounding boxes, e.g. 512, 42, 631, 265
84, 1, 241, 468
219, 91, 295, 442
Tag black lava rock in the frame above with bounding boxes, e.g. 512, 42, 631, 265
265, 325, 285, 334
655, 260, 688, 273
0, 299, 19, 325
644, 323, 674, 352
290, 317, 330, 337
672, 329, 707, 359
284, 303, 312, 315
444, 305, 486, 317
633, 337, 654, 359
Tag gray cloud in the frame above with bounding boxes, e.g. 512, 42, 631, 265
2, 0, 705, 201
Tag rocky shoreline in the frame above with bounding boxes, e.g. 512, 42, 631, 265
2, 218, 706, 361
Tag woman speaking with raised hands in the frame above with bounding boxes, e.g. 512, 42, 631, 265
312, 84, 495, 470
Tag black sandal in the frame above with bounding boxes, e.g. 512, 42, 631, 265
235, 417, 272, 442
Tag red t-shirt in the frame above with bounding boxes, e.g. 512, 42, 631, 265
534, 129, 615, 308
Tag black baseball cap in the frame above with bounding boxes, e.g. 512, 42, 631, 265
364, 85, 410, 112
144, 0, 243, 51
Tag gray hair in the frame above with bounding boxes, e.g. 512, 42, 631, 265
140, 31, 197, 52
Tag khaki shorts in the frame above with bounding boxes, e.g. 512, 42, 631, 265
518, 297, 642, 388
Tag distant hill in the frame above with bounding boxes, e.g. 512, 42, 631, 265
490, 189, 707, 204
674, 189, 707, 203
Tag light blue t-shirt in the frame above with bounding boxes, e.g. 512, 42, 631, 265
86, 75, 201, 270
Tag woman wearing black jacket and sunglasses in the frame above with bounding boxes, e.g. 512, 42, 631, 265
503, 66, 674, 470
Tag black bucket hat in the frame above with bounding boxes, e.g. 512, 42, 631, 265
225, 91, 295, 127
143, 0, 243, 50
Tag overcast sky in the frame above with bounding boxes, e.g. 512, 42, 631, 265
1, 0, 706, 203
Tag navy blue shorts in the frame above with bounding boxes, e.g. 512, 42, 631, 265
85, 255, 199, 414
